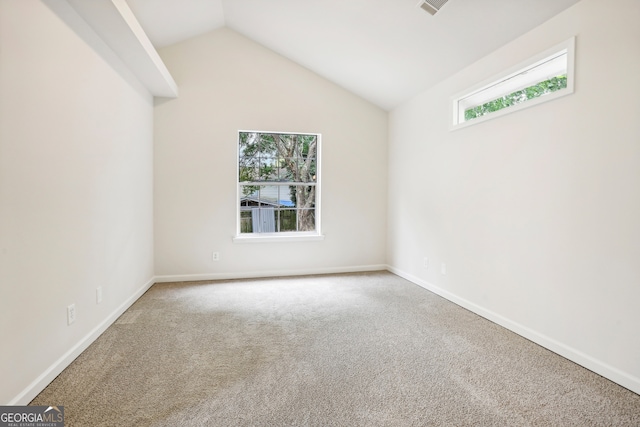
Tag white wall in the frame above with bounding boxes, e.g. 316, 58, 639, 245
0, 0, 155, 404
154, 28, 388, 280
388, 0, 640, 393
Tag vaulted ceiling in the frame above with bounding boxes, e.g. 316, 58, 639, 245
125, 0, 580, 110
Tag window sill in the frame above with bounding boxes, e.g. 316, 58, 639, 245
233, 232, 325, 244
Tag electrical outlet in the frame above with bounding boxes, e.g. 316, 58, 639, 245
96, 286, 103, 304
423, 257, 429, 269
67, 304, 76, 325
441, 262, 447, 275
212, 251, 220, 261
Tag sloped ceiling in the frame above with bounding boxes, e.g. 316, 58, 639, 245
126, 0, 581, 110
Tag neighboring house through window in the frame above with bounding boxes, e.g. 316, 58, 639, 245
235, 131, 322, 241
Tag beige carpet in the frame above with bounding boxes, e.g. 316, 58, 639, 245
31, 271, 640, 426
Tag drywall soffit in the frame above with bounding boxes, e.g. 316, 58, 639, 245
54, 0, 178, 98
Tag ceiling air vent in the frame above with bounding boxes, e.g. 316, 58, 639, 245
417, 0, 449, 15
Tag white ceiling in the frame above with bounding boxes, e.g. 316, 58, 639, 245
125, 0, 581, 110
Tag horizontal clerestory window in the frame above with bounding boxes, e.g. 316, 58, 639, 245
452, 37, 575, 129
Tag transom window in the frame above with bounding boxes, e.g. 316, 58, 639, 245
236, 131, 321, 240
452, 37, 575, 129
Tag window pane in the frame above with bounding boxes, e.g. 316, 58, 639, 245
252, 207, 276, 232
460, 51, 567, 113
290, 185, 316, 209
299, 159, 317, 182
273, 156, 285, 181
281, 158, 297, 181
278, 209, 297, 232
239, 164, 259, 183
260, 156, 278, 181
464, 74, 567, 121
297, 209, 315, 232
240, 211, 253, 233
239, 184, 258, 200
291, 186, 316, 231
258, 185, 282, 206
239, 132, 259, 161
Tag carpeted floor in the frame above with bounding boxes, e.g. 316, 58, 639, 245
31, 271, 640, 426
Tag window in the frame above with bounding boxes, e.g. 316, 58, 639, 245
235, 131, 322, 242
452, 37, 575, 129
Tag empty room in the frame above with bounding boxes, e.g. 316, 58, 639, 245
1, 0, 639, 425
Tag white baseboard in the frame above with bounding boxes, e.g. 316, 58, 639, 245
387, 265, 640, 396
9, 277, 156, 405
154, 264, 388, 283
15, 265, 638, 404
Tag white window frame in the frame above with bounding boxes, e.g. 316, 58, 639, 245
451, 36, 576, 130
233, 130, 323, 243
